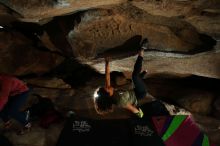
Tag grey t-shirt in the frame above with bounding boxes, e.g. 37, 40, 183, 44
114, 89, 138, 107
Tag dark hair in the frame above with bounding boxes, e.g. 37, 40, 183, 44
94, 87, 115, 115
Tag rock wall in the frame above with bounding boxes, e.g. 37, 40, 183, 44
0, 0, 219, 77
0, 31, 64, 75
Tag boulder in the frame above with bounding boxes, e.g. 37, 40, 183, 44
0, 31, 64, 76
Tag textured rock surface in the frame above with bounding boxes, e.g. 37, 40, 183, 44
0, 0, 219, 78
68, 4, 209, 59
0, 3, 19, 25
25, 77, 72, 89
0, 31, 64, 75
0, 0, 126, 22
87, 48, 220, 79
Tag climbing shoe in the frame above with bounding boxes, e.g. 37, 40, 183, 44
135, 108, 144, 118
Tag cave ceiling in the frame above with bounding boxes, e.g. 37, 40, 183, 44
0, 0, 219, 78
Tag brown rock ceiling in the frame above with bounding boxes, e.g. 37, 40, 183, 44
0, 0, 219, 78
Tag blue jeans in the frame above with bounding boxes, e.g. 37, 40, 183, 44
0, 90, 29, 126
132, 55, 147, 99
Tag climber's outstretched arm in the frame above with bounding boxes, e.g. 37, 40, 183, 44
105, 57, 114, 96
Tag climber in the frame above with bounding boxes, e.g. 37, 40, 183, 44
94, 38, 150, 118
0, 74, 31, 135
